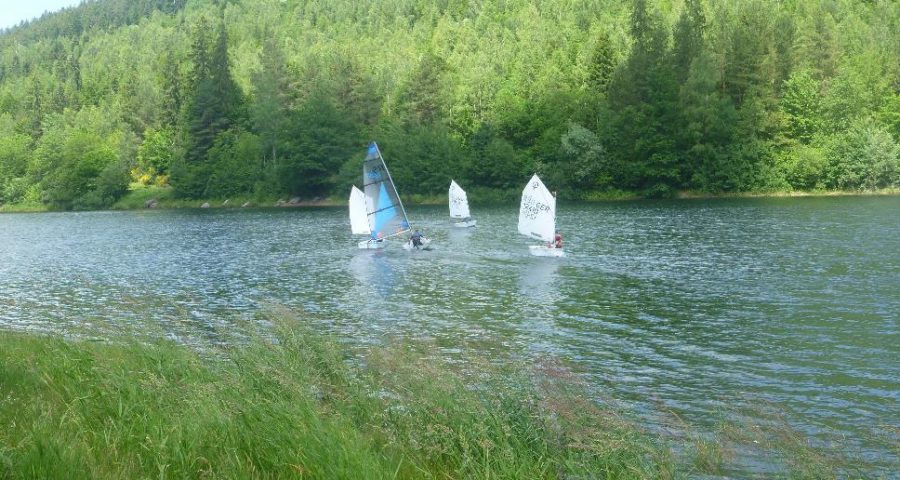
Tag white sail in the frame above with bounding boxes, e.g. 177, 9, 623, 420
518, 174, 556, 242
448, 180, 471, 219
349, 185, 371, 235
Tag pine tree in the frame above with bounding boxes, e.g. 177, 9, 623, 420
175, 13, 246, 197
607, 0, 679, 194
672, 0, 706, 85
250, 36, 287, 176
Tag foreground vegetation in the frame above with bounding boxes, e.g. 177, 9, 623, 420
0, 0, 897, 211
0, 309, 868, 479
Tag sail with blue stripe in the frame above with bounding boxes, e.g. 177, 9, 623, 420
362, 142, 410, 239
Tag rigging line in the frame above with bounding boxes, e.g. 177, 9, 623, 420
367, 205, 400, 216
362, 178, 388, 188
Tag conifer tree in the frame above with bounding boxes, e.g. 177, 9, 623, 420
175, 13, 245, 197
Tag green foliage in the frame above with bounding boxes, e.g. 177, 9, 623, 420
278, 94, 358, 197
679, 49, 739, 192
466, 125, 525, 190
608, 0, 680, 193
28, 108, 132, 210
0, 0, 898, 210
825, 119, 900, 190
776, 143, 828, 190
0, 132, 32, 203
781, 70, 823, 144
559, 122, 608, 189
39, 131, 121, 209
205, 128, 262, 198
176, 15, 247, 198
135, 126, 176, 183
376, 121, 466, 195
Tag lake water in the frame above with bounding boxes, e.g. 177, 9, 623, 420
1, 197, 898, 475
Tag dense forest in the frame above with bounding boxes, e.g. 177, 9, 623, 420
0, 0, 897, 209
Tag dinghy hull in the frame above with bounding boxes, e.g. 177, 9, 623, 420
529, 245, 565, 257
453, 219, 477, 228
403, 237, 432, 251
358, 239, 387, 249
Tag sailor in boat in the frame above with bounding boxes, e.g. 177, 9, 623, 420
550, 191, 562, 249
548, 231, 563, 249
409, 229, 426, 249
370, 231, 384, 245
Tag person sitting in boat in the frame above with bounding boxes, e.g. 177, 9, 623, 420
409, 229, 425, 248
370, 231, 384, 243
553, 231, 563, 249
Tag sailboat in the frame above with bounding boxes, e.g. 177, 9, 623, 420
449, 180, 476, 228
358, 142, 429, 250
518, 174, 564, 257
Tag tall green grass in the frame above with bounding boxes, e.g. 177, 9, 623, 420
0, 311, 665, 479
0, 309, 867, 479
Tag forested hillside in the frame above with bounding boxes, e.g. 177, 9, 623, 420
0, 0, 897, 209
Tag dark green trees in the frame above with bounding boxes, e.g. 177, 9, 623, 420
607, 0, 679, 196
0, 0, 897, 211
173, 15, 247, 198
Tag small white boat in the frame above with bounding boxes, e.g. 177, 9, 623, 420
528, 244, 564, 257
518, 174, 565, 257
358, 238, 387, 249
449, 180, 476, 228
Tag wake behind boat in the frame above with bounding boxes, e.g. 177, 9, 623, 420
402, 229, 432, 251
449, 180, 476, 228
518, 174, 564, 257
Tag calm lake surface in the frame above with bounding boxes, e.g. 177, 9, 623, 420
1, 197, 898, 474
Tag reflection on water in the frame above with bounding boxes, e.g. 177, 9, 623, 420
518, 257, 561, 304
517, 258, 562, 357
1, 198, 899, 476
348, 250, 395, 298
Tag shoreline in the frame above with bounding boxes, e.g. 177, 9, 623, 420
674, 188, 900, 199
2, 187, 898, 214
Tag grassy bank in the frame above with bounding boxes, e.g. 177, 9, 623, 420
0, 312, 665, 479
674, 187, 900, 199
0, 201, 48, 213
109, 184, 343, 210
0, 309, 863, 479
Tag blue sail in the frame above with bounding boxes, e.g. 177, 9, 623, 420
366, 142, 379, 160
373, 183, 397, 234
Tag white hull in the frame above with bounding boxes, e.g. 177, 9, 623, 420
529, 245, 565, 257
452, 219, 477, 228
358, 239, 387, 249
403, 237, 432, 251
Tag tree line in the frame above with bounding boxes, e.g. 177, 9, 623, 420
0, 0, 897, 210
